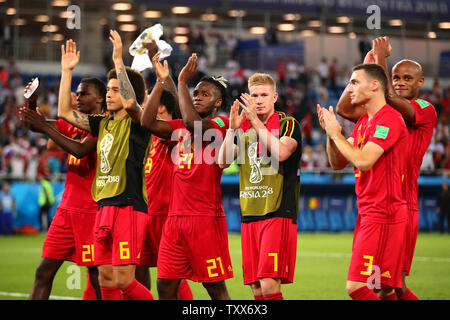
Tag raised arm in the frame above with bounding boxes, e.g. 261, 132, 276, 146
335, 85, 367, 123
177, 53, 217, 133
57, 39, 91, 132
372, 37, 416, 124
109, 29, 143, 124
143, 41, 181, 119
335, 50, 376, 123
140, 52, 174, 140
20, 106, 96, 158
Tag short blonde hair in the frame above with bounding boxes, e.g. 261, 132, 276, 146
248, 73, 276, 92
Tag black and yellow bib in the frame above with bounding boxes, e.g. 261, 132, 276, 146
92, 116, 131, 202
238, 114, 302, 222
89, 115, 151, 212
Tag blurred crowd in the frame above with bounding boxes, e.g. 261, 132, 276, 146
0, 35, 449, 181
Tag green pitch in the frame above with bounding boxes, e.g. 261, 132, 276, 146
0, 232, 449, 300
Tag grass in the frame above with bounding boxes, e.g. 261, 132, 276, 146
0, 232, 449, 300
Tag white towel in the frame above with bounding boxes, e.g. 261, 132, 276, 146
129, 24, 173, 72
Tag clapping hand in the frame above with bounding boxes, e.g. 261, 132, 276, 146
178, 53, 198, 84
151, 51, 169, 83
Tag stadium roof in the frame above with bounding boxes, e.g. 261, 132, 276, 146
1, 0, 449, 41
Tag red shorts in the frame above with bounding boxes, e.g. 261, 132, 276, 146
241, 217, 298, 285
93, 206, 147, 266
403, 209, 419, 275
347, 215, 407, 288
42, 207, 97, 266
138, 215, 168, 267
157, 215, 233, 283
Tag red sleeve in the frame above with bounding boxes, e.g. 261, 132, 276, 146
410, 99, 437, 128
55, 119, 69, 136
167, 119, 187, 143
368, 112, 406, 151
168, 119, 185, 131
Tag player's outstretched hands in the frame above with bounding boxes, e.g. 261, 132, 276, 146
109, 29, 123, 63
230, 99, 244, 130
61, 39, 80, 71
151, 51, 169, 82
178, 53, 198, 84
19, 106, 47, 133
317, 104, 326, 130
363, 50, 376, 64
372, 36, 392, 59
239, 93, 258, 123
321, 105, 342, 139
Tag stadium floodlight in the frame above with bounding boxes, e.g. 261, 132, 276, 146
328, 26, 345, 33
284, 13, 301, 21
174, 27, 190, 35
278, 23, 295, 32
307, 20, 321, 27
228, 10, 246, 17
172, 6, 191, 15
201, 13, 218, 21
300, 30, 316, 37
12, 18, 26, 26
112, 2, 132, 11
52, 0, 70, 6
249, 27, 267, 35
117, 14, 134, 22
143, 10, 162, 18
51, 33, 65, 41
389, 19, 403, 26
438, 22, 450, 29
173, 35, 189, 44
42, 24, 59, 32
119, 24, 137, 32
35, 15, 50, 23
59, 11, 75, 19
337, 16, 351, 23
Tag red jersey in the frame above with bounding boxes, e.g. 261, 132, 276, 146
144, 135, 173, 215
167, 116, 229, 217
350, 105, 408, 223
404, 99, 437, 211
55, 120, 98, 213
